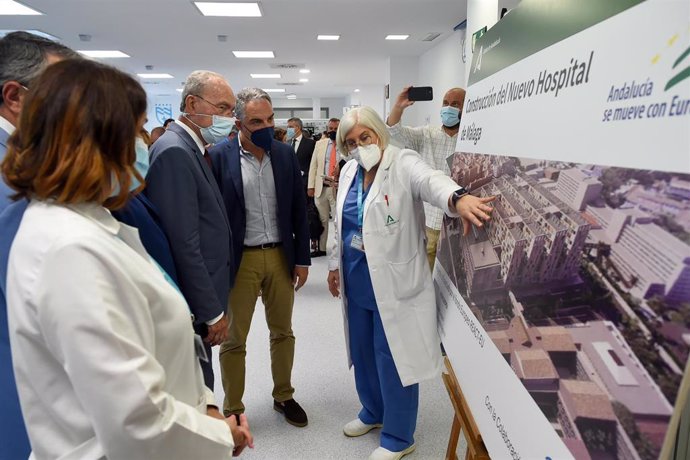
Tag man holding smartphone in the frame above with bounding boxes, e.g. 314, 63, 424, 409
386, 86, 466, 269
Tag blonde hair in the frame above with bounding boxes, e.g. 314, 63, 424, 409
336, 106, 390, 156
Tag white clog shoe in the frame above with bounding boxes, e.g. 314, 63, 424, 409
368, 443, 416, 460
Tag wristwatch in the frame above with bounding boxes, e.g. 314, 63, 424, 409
451, 187, 470, 207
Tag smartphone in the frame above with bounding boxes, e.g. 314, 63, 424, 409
407, 86, 433, 101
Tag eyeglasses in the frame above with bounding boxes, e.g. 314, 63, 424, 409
345, 131, 374, 150
193, 94, 234, 116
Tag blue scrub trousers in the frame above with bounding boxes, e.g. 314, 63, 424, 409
347, 301, 419, 452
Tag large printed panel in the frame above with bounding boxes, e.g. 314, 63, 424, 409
437, 153, 690, 460
436, 0, 690, 459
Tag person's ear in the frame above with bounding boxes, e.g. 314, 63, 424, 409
2, 82, 25, 118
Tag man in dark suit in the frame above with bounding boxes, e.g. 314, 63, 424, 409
209, 88, 311, 428
146, 70, 235, 389
0, 31, 79, 460
287, 117, 316, 186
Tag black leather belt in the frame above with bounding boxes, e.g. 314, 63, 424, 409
244, 242, 282, 250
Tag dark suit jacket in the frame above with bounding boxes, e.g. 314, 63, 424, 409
209, 137, 310, 277
0, 127, 31, 460
145, 122, 232, 325
111, 193, 179, 285
294, 136, 316, 182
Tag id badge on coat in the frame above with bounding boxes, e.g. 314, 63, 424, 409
351, 232, 365, 252
194, 334, 209, 363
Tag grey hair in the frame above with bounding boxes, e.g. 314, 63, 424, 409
337, 106, 390, 155
235, 88, 272, 122
179, 70, 226, 112
287, 117, 303, 130
0, 31, 79, 105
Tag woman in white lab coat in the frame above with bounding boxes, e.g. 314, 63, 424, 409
327, 106, 494, 460
1, 59, 252, 459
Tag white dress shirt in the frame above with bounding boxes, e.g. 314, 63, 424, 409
0, 114, 15, 135
174, 119, 207, 154
238, 135, 281, 245
388, 122, 457, 230
291, 134, 302, 153
7, 201, 234, 460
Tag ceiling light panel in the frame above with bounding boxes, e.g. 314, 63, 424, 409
233, 51, 274, 58
78, 50, 130, 58
137, 73, 174, 79
385, 35, 409, 40
317, 35, 339, 40
299, 69, 310, 74
299, 78, 308, 83
251, 73, 281, 78
194, 2, 261, 17
0, 1, 42, 15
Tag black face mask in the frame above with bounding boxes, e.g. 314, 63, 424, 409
328, 131, 337, 141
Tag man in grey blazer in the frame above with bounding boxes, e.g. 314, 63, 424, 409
146, 70, 236, 389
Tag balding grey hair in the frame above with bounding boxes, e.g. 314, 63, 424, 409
0, 31, 79, 105
234, 88, 272, 122
179, 70, 225, 112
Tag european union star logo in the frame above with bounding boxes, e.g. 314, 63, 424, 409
155, 104, 173, 125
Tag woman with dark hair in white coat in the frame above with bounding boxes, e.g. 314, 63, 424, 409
2, 59, 253, 459
326, 106, 494, 460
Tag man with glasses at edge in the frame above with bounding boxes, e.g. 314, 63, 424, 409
0, 31, 80, 460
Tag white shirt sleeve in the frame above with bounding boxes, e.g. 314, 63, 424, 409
399, 149, 460, 217
387, 122, 426, 152
37, 241, 234, 459
206, 312, 225, 326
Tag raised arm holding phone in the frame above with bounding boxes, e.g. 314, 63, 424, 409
386, 85, 467, 269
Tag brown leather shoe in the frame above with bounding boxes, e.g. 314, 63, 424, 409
273, 399, 308, 427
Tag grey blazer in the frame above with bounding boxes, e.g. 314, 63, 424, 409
145, 122, 233, 324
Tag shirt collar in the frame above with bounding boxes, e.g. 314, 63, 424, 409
66, 202, 121, 235
238, 132, 270, 158
295, 134, 302, 142
174, 119, 206, 154
0, 115, 15, 135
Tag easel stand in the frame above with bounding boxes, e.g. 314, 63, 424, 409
442, 357, 490, 460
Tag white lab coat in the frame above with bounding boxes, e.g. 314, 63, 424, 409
6, 201, 234, 460
328, 146, 459, 386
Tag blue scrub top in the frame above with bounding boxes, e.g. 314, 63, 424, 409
342, 170, 377, 311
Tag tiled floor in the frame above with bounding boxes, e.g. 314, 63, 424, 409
209, 230, 466, 459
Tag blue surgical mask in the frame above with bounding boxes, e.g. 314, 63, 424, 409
286, 127, 296, 140
245, 125, 275, 152
110, 138, 148, 197
185, 113, 235, 144
134, 137, 150, 179
440, 106, 461, 127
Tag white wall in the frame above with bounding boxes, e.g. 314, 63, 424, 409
387, 56, 421, 126
347, 85, 385, 118
146, 94, 181, 131
417, 29, 467, 127
271, 96, 346, 119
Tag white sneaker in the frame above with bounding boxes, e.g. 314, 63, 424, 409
368, 444, 416, 460
343, 418, 383, 437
